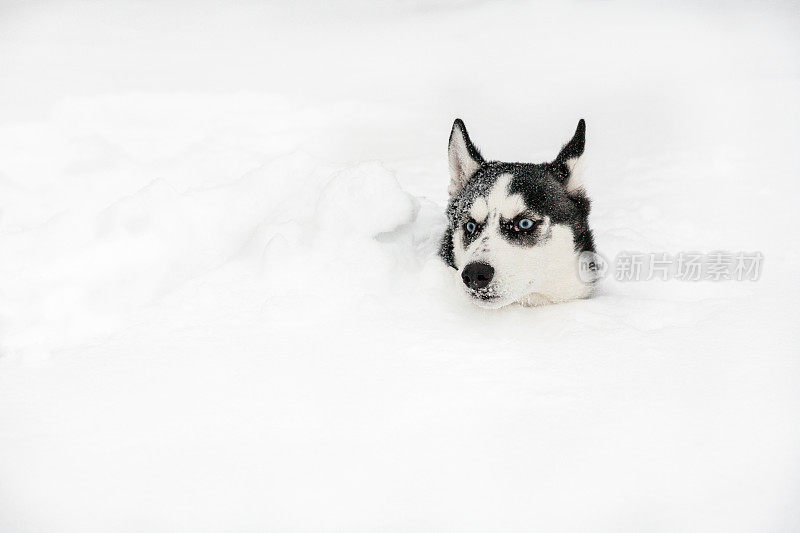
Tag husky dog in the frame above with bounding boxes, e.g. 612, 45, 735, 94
439, 119, 596, 308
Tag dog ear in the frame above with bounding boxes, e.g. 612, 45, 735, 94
448, 119, 484, 196
553, 119, 586, 193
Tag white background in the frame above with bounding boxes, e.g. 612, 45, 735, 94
1, 1, 799, 531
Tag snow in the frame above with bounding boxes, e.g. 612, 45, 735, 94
1, 1, 799, 531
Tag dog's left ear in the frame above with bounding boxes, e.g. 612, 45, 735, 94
553, 119, 586, 193
448, 119, 484, 196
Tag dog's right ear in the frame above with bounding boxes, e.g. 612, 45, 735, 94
448, 119, 484, 196
553, 119, 586, 193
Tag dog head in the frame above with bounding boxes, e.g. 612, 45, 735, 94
439, 119, 596, 308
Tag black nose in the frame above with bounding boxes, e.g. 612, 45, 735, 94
461, 262, 494, 290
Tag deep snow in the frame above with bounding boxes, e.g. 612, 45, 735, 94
1, 1, 799, 531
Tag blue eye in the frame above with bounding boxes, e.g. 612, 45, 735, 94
465, 221, 477, 233
518, 218, 534, 230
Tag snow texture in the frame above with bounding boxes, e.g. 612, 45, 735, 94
0, 1, 799, 531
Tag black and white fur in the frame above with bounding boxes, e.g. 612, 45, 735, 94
439, 119, 596, 308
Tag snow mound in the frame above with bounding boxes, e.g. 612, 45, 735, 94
316, 162, 418, 238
